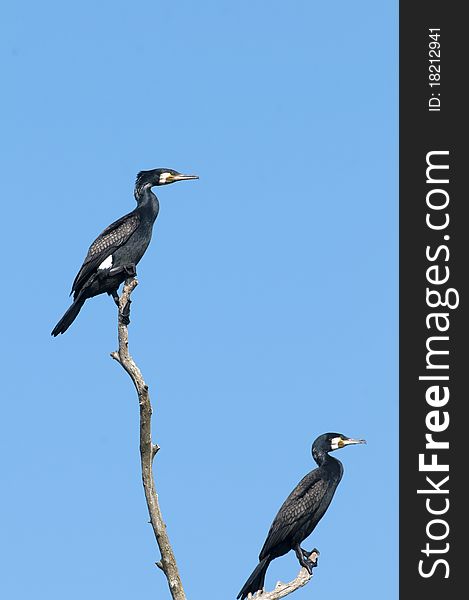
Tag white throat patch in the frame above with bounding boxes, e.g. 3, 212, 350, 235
98, 255, 113, 270
159, 172, 172, 184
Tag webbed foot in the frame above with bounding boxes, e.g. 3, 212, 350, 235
124, 264, 137, 277
296, 546, 319, 573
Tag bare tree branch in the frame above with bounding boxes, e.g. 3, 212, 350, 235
109, 278, 318, 600
110, 278, 186, 600
248, 551, 319, 600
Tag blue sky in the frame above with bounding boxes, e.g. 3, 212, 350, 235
0, 1, 397, 598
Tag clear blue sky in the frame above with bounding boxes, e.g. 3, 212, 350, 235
0, 1, 397, 598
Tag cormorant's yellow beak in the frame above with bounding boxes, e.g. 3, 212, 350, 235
342, 438, 367, 446
169, 173, 199, 182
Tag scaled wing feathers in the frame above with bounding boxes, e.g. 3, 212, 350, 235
71, 211, 140, 295
259, 472, 326, 559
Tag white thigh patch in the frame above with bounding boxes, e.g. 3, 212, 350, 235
98, 255, 113, 270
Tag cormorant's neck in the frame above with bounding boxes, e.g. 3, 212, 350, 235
313, 448, 337, 468
134, 184, 159, 213
135, 182, 153, 202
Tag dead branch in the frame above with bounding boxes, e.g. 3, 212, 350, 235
248, 551, 319, 600
110, 278, 186, 600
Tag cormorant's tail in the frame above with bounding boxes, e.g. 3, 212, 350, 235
51, 296, 86, 336
237, 556, 270, 600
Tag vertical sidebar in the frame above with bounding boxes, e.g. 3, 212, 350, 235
400, 2, 464, 597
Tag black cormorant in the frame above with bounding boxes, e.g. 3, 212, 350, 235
237, 432, 366, 600
51, 168, 198, 336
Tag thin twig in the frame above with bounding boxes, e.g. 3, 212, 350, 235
248, 551, 319, 600
111, 278, 186, 600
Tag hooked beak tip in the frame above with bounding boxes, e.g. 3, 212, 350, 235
346, 438, 367, 446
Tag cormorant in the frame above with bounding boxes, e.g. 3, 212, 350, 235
237, 432, 366, 600
51, 168, 198, 336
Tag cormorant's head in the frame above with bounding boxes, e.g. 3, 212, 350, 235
313, 432, 366, 455
136, 168, 199, 189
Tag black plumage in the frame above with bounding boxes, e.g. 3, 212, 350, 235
51, 168, 198, 336
237, 432, 366, 600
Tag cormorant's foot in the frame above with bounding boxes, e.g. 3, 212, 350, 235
302, 559, 314, 575
295, 548, 313, 574
296, 547, 319, 574
121, 314, 131, 326
124, 264, 137, 277
301, 547, 319, 562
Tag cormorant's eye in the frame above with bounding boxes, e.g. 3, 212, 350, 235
338, 439, 345, 448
